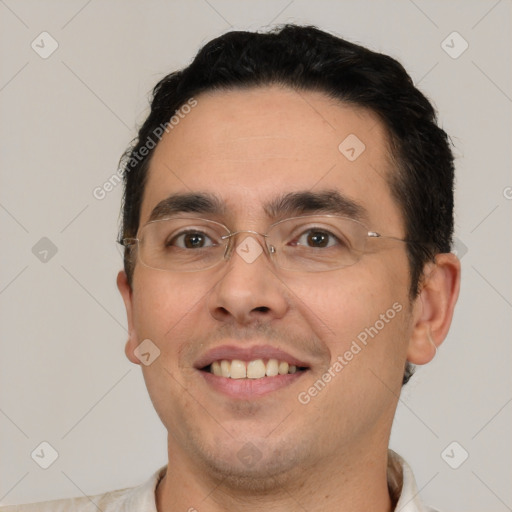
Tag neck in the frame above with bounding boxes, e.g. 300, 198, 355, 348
156, 438, 393, 512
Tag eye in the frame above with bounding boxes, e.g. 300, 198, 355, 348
293, 228, 341, 249
168, 230, 215, 249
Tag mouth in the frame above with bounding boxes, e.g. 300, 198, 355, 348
201, 358, 308, 379
195, 345, 311, 398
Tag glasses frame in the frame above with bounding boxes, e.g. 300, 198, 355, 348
120, 214, 412, 273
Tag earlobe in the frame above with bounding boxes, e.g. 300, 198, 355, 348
407, 253, 461, 365
116, 270, 141, 366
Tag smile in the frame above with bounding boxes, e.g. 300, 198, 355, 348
195, 345, 311, 398
204, 358, 307, 379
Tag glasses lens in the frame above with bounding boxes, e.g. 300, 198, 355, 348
138, 218, 229, 271
267, 216, 367, 271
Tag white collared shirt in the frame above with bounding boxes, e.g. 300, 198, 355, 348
0, 451, 439, 511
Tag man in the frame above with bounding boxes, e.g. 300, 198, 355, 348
5, 24, 460, 511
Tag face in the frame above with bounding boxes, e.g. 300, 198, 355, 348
119, 86, 418, 486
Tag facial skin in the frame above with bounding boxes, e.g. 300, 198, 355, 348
117, 86, 460, 512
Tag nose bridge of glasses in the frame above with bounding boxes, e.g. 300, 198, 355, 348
221, 229, 274, 262
221, 229, 269, 241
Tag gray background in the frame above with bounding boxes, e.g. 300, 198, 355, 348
1, 1, 511, 510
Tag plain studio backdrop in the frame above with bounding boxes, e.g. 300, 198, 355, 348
0, 1, 511, 510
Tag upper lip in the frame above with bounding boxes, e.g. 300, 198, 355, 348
194, 344, 311, 370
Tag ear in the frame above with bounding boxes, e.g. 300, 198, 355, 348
407, 253, 461, 365
117, 270, 141, 365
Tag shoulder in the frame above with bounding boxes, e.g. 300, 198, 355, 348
0, 466, 166, 512
0, 487, 135, 512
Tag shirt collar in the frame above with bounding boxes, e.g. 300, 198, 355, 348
134, 451, 435, 512
118, 465, 166, 512
389, 450, 438, 512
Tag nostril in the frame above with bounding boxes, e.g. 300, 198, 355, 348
253, 306, 270, 313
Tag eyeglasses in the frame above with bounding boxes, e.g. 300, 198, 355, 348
121, 215, 410, 273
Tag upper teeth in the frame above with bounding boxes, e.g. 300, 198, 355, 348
210, 359, 298, 379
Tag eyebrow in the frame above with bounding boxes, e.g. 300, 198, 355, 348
263, 190, 367, 222
147, 190, 367, 224
147, 193, 226, 223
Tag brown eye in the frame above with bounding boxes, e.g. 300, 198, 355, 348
306, 230, 330, 248
295, 229, 339, 248
170, 231, 214, 249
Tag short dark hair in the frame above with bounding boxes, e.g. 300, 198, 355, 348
118, 24, 456, 385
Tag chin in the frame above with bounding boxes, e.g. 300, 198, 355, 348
189, 432, 314, 492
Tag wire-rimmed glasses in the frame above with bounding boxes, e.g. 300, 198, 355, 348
121, 214, 410, 273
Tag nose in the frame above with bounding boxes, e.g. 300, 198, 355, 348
207, 234, 289, 325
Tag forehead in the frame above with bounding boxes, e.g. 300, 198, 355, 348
140, 86, 403, 231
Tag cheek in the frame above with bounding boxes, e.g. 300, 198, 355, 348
285, 266, 396, 337
287, 256, 410, 366
131, 270, 210, 345
300, 267, 411, 429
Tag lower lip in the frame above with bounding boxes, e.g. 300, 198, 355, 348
199, 370, 307, 399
